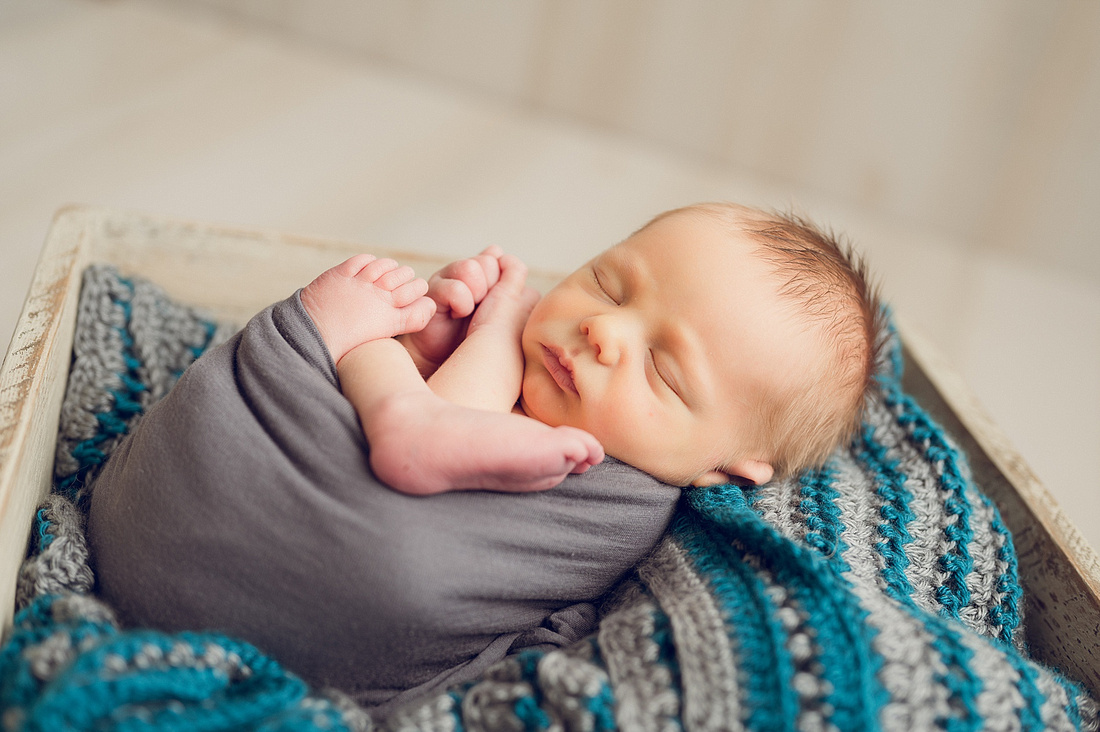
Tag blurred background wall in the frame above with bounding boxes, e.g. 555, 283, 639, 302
187, 0, 1100, 282
2, 0, 1098, 547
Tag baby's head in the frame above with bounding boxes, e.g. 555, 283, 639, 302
519, 202, 881, 487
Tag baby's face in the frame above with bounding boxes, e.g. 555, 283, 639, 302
519, 211, 821, 487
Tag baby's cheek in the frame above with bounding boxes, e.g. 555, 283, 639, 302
590, 429, 681, 484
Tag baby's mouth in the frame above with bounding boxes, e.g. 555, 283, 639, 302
541, 345, 578, 395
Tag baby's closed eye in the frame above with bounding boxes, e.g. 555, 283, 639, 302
591, 268, 621, 305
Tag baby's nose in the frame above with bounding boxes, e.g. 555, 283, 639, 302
581, 317, 623, 366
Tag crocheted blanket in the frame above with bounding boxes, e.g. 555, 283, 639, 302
2, 265, 1097, 731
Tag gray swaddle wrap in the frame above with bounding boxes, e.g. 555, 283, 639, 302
87, 292, 680, 713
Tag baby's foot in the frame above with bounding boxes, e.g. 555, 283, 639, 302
365, 391, 604, 495
301, 254, 436, 364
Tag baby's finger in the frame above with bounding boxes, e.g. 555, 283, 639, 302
390, 277, 431, 308
426, 277, 476, 318
471, 251, 502, 293
358, 257, 401, 283
437, 258, 493, 304
377, 265, 418, 291
494, 254, 529, 295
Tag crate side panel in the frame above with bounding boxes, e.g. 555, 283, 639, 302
0, 209, 91, 633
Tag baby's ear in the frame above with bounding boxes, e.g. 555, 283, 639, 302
721, 459, 775, 487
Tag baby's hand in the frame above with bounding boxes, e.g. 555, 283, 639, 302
301, 254, 436, 364
401, 246, 506, 374
466, 253, 540, 340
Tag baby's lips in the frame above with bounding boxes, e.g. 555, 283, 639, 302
542, 345, 579, 395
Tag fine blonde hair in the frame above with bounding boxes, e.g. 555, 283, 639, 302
646, 202, 884, 480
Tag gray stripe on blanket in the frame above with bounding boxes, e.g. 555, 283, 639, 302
639, 539, 742, 731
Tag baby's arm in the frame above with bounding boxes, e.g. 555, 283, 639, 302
304, 253, 602, 495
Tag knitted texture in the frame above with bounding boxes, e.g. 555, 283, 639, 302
2, 264, 1097, 731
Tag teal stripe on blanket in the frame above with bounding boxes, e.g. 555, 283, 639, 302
797, 465, 851, 571
882, 382, 978, 617
857, 421, 917, 603
886, 380, 1022, 640
685, 485, 887, 732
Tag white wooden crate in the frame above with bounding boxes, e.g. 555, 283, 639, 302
2, 206, 1097, 697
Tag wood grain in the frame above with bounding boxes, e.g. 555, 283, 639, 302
0, 207, 89, 633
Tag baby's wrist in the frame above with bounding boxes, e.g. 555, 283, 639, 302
466, 317, 524, 344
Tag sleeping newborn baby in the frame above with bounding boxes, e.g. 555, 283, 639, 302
88, 202, 880, 715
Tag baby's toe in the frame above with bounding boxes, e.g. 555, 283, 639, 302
335, 253, 378, 277
554, 427, 604, 467
359, 257, 400, 282
377, 265, 418, 291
